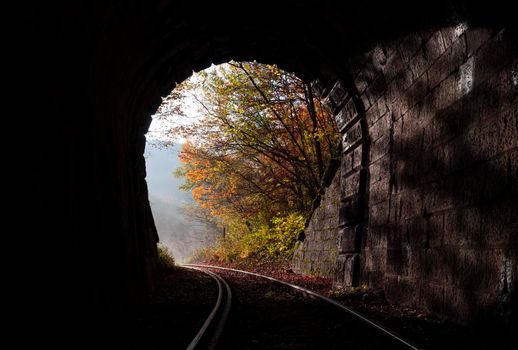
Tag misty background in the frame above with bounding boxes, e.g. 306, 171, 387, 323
144, 142, 217, 262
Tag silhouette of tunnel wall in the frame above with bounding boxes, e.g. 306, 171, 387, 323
26, 0, 515, 345
291, 19, 516, 322
294, 23, 517, 322
327, 25, 517, 322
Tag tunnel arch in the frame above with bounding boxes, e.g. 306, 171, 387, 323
28, 1, 515, 347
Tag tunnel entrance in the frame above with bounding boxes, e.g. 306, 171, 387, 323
28, 1, 515, 348
144, 61, 339, 266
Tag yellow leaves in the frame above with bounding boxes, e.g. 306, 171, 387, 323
172, 62, 339, 259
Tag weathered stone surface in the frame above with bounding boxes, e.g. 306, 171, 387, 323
342, 120, 363, 153
28, 3, 516, 345
335, 99, 358, 132
341, 171, 360, 200
399, 33, 424, 63
335, 253, 360, 286
328, 80, 349, 112
428, 35, 467, 88
321, 24, 516, 322
424, 30, 447, 63
338, 226, 359, 253
293, 166, 340, 277
466, 28, 494, 57
340, 196, 361, 226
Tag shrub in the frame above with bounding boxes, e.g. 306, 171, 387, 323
157, 244, 175, 270
190, 211, 306, 265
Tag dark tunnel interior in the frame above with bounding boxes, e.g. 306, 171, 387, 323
24, 1, 516, 347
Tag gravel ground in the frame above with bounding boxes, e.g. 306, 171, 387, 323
212, 268, 410, 349
201, 262, 517, 350
123, 263, 516, 349
126, 267, 217, 349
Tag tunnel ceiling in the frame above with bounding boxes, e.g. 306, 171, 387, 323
83, 0, 512, 138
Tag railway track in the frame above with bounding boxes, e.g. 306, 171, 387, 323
183, 264, 421, 350
183, 266, 232, 350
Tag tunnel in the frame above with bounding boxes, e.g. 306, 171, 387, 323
25, 1, 516, 347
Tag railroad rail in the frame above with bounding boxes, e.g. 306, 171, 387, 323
184, 263, 420, 350
183, 266, 232, 350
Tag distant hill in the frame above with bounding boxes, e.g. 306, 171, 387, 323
145, 142, 215, 262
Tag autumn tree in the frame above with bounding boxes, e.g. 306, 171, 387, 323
158, 61, 340, 262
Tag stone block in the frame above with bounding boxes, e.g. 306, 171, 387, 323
369, 177, 390, 206
340, 196, 360, 226
369, 200, 390, 227
371, 45, 389, 71
399, 193, 423, 220
409, 49, 429, 79
363, 248, 387, 277
361, 92, 372, 110
335, 99, 358, 132
428, 36, 467, 89
429, 72, 461, 112
399, 33, 424, 63
328, 80, 349, 112
395, 65, 415, 92
368, 113, 391, 143
334, 253, 360, 286
466, 28, 494, 57
440, 23, 467, 49
424, 30, 447, 63
405, 73, 430, 110
341, 151, 354, 174
369, 155, 390, 184
422, 178, 455, 213
338, 226, 358, 253
384, 50, 405, 83
392, 95, 410, 120
342, 120, 363, 153
384, 275, 419, 306
354, 70, 370, 95
366, 73, 387, 105
420, 28, 435, 42
366, 97, 387, 127
468, 107, 517, 163
323, 95, 334, 112
352, 144, 363, 169
370, 134, 390, 163
341, 170, 360, 200
473, 29, 513, 86
388, 194, 402, 223
311, 78, 327, 97
365, 227, 388, 249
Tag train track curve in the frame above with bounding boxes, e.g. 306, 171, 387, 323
183, 264, 420, 350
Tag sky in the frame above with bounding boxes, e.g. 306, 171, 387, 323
144, 74, 214, 262
144, 139, 218, 262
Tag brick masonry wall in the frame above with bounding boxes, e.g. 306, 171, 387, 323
292, 167, 341, 277
295, 24, 517, 320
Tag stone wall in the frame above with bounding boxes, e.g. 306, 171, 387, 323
292, 167, 341, 277
300, 24, 517, 320
27, 2, 514, 345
